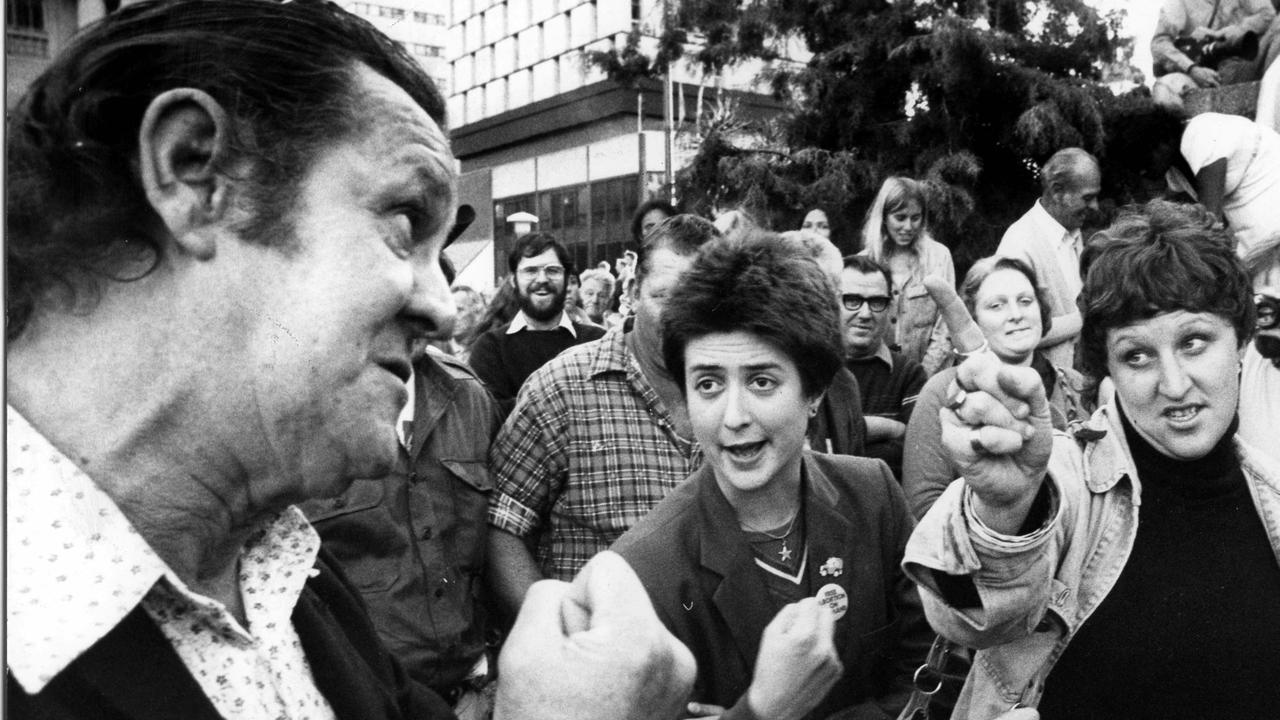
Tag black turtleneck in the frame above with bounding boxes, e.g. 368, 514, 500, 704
1037, 403, 1280, 719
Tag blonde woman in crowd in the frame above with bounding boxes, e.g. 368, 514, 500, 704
860, 177, 955, 375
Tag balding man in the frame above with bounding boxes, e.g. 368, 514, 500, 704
997, 148, 1101, 371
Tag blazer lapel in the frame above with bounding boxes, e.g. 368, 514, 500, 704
802, 454, 859, 648
697, 466, 779, 667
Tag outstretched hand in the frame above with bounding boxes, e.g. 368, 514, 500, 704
924, 275, 1054, 533
495, 551, 696, 720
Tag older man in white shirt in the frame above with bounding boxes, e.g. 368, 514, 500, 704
997, 148, 1101, 372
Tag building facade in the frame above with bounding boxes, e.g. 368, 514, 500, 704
337, 0, 452, 95
446, 0, 792, 285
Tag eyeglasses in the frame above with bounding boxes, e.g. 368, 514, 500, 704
1258, 294, 1279, 330
841, 294, 891, 312
517, 264, 566, 281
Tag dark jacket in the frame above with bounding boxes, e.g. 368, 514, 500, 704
810, 367, 868, 457
612, 452, 930, 720
7, 549, 454, 720
302, 350, 502, 692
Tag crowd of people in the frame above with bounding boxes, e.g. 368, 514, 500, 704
6, 2, 1280, 720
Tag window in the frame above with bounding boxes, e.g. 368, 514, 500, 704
6, 0, 47, 57
408, 43, 446, 58
413, 11, 446, 25
493, 193, 538, 280
589, 176, 638, 267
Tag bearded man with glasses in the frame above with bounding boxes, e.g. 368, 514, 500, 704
468, 232, 605, 412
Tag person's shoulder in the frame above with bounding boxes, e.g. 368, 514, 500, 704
809, 451, 892, 483
468, 325, 505, 352
425, 347, 483, 382
1186, 111, 1247, 139
808, 452, 902, 507
998, 210, 1037, 247
520, 329, 616, 392
573, 322, 607, 342
611, 477, 700, 562
890, 350, 922, 373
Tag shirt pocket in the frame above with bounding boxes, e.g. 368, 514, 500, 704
901, 285, 938, 330
441, 459, 493, 573
303, 479, 403, 593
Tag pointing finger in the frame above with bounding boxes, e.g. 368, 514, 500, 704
923, 275, 985, 354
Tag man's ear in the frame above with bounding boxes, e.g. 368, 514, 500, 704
137, 88, 233, 260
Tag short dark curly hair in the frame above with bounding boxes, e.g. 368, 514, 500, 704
507, 232, 573, 275
661, 232, 843, 399
1078, 200, 1254, 379
5, 0, 445, 341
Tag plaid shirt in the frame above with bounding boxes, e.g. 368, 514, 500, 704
488, 325, 702, 580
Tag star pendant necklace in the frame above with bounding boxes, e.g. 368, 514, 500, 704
742, 508, 800, 562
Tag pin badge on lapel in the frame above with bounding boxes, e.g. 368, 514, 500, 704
816, 583, 848, 620
819, 557, 844, 577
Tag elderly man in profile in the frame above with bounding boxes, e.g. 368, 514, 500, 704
4, 2, 692, 719
997, 148, 1101, 371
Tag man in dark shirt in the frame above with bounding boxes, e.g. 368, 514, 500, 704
468, 232, 605, 412
840, 255, 927, 479
302, 345, 503, 719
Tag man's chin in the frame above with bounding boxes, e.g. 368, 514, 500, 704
521, 297, 566, 322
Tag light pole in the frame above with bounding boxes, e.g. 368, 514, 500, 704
505, 211, 539, 238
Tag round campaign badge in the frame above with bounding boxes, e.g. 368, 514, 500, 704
816, 583, 848, 620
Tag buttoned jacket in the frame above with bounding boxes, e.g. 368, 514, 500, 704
613, 452, 931, 720
902, 404, 1280, 720
883, 238, 955, 376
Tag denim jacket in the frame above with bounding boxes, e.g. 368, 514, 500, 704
887, 238, 955, 376
902, 404, 1280, 720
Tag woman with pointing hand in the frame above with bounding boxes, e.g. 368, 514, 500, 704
903, 200, 1280, 720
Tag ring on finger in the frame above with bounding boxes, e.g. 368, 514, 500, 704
969, 428, 988, 456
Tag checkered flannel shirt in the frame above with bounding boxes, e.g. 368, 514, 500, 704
488, 325, 702, 580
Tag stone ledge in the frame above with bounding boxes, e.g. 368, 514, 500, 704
1185, 81, 1260, 117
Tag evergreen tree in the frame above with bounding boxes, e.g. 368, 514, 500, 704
587, 0, 1133, 270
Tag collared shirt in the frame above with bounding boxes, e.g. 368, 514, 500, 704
303, 351, 498, 690
505, 310, 578, 337
6, 408, 336, 720
488, 325, 703, 580
846, 343, 926, 425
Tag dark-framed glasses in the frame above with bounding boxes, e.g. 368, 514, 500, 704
841, 293, 891, 312
1257, 294, 1279, 330
517, 264, 566, 281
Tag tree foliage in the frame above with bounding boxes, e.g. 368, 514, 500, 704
587, 0, 1137, 270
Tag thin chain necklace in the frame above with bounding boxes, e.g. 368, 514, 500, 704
740, 507, 800, 540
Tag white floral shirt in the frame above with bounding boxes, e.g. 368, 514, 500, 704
6, 408, 337, 720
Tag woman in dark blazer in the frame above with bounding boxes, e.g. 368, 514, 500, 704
612, 232, 930, 720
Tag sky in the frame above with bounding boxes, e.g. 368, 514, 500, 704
1095, 0, 1161, 84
